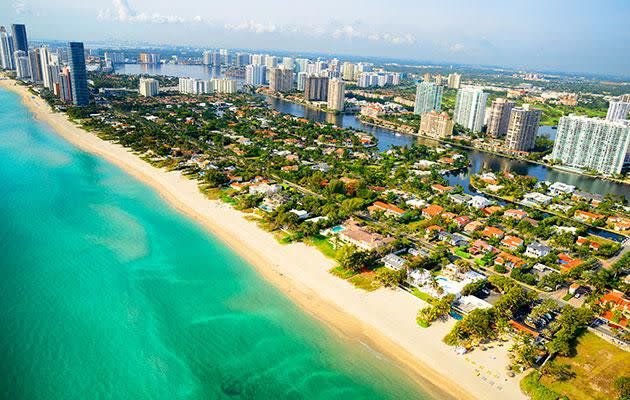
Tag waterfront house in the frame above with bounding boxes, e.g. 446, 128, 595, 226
453, 295, 493, 316
431, 184, 454, 194
408, 268, 433, 288
289, 209, 310, 220
504, 209, 528, 220
249, 182, 282, 196
382, 253, 407, 271
576, 236, 601, 251
574, 210, 605, 223
548, 182, 576, 196
608, 216, 630, 232
483, 226, 505, 239
525, 242, 552, 259
422, 204, 444, 219
338, 221, 394, 251
523, 192, 552, 207
482, 205, 503, 216
558, 253, 583, 273
572, 191, 604, 206
469, 195, 492, 209
450, 193, 472, 205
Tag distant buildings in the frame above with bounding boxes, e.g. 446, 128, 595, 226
28, 48, 42, 82
296, 71, 308, 91
14, 50, 29, 79
342, 62, 355, 81
178, 77, 238, 94
57, 67, 72, 102
419, 110, 454, 138
139, 77, 159, 97
267, 67, 293, 93
413, 82, 442, 115
606, 100, 630, 122
552, 114, 630, 175
327, 78, 345, 111
356, 72, 400, 88
447, 73, 461, 89
486, 98, 515, 137
504, 104, 542, 151
138, 52, 160, 64
68, 42, 89, 106
0, 27, 14, 70
304, 75, 329, 101
245, 64, 266, 86
453, 87, 488, 132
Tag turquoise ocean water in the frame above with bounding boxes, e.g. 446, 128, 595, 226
0, 87, 430, 399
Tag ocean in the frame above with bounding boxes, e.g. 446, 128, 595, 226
0, 87, 429, 399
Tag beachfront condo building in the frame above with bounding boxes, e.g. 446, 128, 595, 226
419, 110, 454, 139
28, 48, 43, 83
413, 82, 443, 115
14, 51, 29, 79
245, 64, 266, 86
327, 78, 346, 111
504, 104, 542, 152
486, 98, 515, 137
11, 24, 28, 53
551, 114, 630, 175
454, 87, 488, 132
139, 77, 159, 97
68, 42, 89, 106
606, 100, 630, 121
0, 27, 15, 70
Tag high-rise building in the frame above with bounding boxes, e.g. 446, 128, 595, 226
620, 94, 630, 103
486, 98, 515, 137
245, 64, 266, 86
413, 82, 443, 115
139, 77, 159, 97
297, 71, 308, 91
453, 87, 488, 132
447, 73, 461, 89
419, 110, 454, 139
28, 48, 43, 82
606, 100, 630, 121
267, 67, 293, 92
202, 50, 212, 66
304, 75, 329, 101
327, 78, 345, 111
58, 67, 72, 102
0, 27, 15, 70
295, 58, 310, 73
342, 62, 355, 81
14, 50, 29, 79
104, 51, 124, 64
435, 75, 444, 86
212, 78, 238, 93
251, 54, 265, 66
219, 49, 230, 65
235, 52, 250, 67
504, 104, 542, 151
422, 73, 432, 83
282, 57, 294, 70
552, 115, 630, 175
68, 42, 89, 106
39, 47, 54, 89
265, 55, 278, 69
11, 24, 28, 53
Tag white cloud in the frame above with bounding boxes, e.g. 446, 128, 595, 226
98, 0, 203, 24
448, 43, 465, 52
224, 20, 278, 34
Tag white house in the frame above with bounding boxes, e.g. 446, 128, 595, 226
524, 242, 552, 259
382, 253, 407, 270
468, 195, 492, 209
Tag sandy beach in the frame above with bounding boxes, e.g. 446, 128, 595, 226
0, 77, 526, 400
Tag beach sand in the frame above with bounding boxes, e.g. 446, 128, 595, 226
0, 77, 526, 400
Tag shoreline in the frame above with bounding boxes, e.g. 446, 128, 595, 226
0, 78, 525, 400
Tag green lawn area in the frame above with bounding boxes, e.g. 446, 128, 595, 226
410, 287, 435, 304
523, 332, 630, 400
329, 265, 357, 279
348, 270, 382, 291
521, 371, 563, 400
305, 235, 337, 259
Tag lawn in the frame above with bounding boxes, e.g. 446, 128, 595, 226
305, 235, 337, 259
348, 270, 382, 291
531, 332, 629, 400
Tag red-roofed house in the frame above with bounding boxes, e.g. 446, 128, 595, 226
431, 184, 454, 193
422, 204, 444, 218
500, 235, 524, 250
574, 210, 605, 223
504, 209, 528, 220
576, 236, 600, 251
368, 201, 406, 217
558, 253, 583, 273
483, 226, 505, 239
454, 216, 471, 228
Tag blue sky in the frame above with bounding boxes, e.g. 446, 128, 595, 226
3, 0, 630, 77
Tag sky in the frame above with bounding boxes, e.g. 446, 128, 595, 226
2, 0, 630, 77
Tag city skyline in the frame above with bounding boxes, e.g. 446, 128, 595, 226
2, 0, 630, 78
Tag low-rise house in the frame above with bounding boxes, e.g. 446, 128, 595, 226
289, 209, 310, 220
523, 192, 552, 207
483, 226, 505, 239
464, 220, 484, 234
558, 253, 583, 273
441, 212, 457, 220
469, 195, 492, 209
452, 295, 493, 315
408, 268, 432, 288
450, 193, 472, 205
576, 236, 601, 251
482, 205, 503, 216
382, 253, 407, 270
422, 204, 444, 219
595, 290, 630, 329
608, 216, 630, 232
425, 225, 443, 239
572, 191, 604, 205
431, 184, 454, 194
469, 239, 493, 255
525, 242, 552, 258
548, 182, 576, 196
495, 251, 527, 269
260, 193, 289, 212
338, 221, 394, 251
438, 231, 469, 247
368, 201, 406, 217
574, 210, 605, 223
454, 216, 471, 229
501, 235, 524, 250
406, 198, 426, 209
504, 209, 528, 220
249, 182, 282, 195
